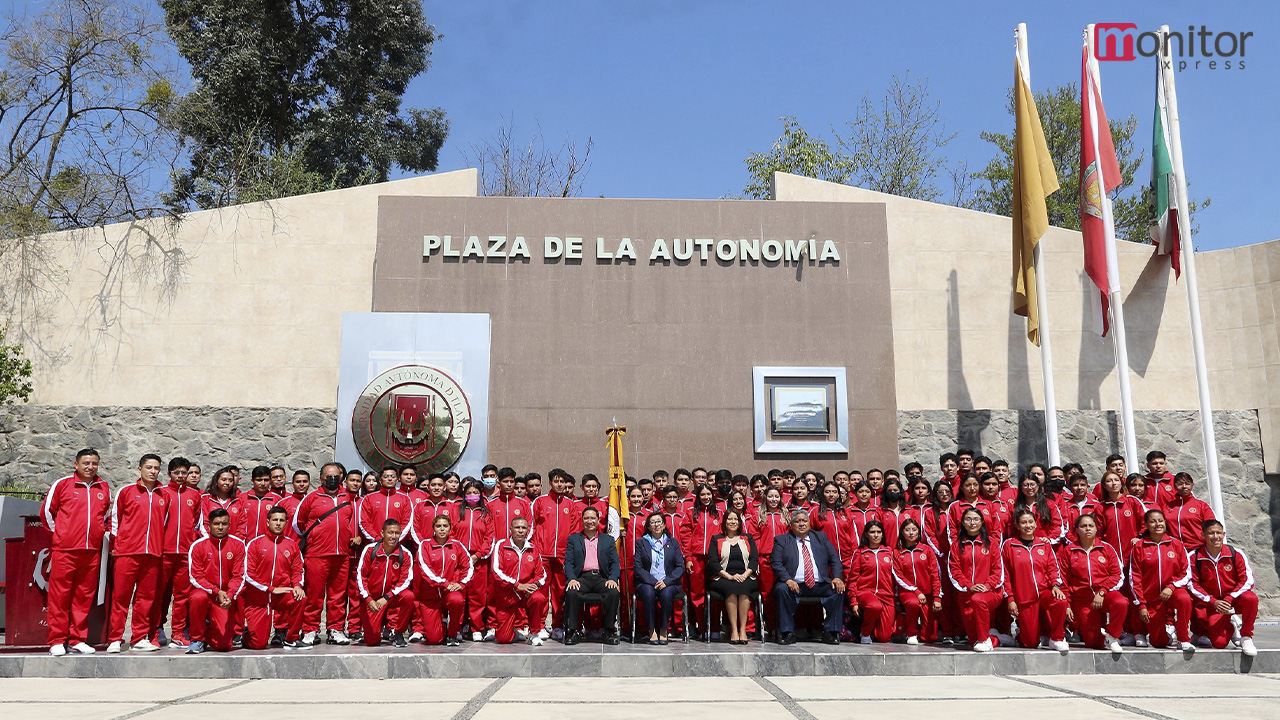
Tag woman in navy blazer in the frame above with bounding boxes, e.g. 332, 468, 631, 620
634, 513, 686, 644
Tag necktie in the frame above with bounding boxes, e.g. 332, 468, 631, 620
801, 538, 817, 588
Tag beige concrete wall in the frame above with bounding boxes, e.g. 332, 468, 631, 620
24, 170, 478, 408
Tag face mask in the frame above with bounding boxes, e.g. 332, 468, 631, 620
324, 475, 342, 491
482, 477, 497, 489
883, 489, 904, 504
465, 493, 481, 505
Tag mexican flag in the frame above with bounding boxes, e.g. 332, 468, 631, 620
1149, 60, 1182, 279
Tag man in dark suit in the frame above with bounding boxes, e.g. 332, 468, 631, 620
563, 506, 621, 645
770, 509, 845, 645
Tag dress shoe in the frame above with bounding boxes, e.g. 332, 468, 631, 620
564, 631, 581, 646
778, 632, 796, 645
604, 634, 620, 646
820, 631, 841, 645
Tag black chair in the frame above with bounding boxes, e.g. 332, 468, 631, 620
569, 592, 620, 636
792, 595, 828, 639
630, 590, 690, 642
703, 588, 766, 642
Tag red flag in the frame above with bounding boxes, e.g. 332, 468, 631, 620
1080, 44, 1123, 338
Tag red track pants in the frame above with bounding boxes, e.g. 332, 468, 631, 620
417, 587, 465, 644
1011, 589, 1068, 646
1193, 591, 1257, 648
958, 590, 1002, 645
686, 555, 707, 634
466, 559, 490, 632
1070, 589, 1128, 649
855, 590, 895, 642
360, 591, 416, 645
241, 588, 304, 648
156, 554, 191, 641
302, 555, 348, 634
46, 548, 101, 647
545, 558, 567, 629
108, 555, 161, 644
1139, 588, 1193, 646
188, 590, 235, 651
899, 591, 937, 642
493, 587, 549, 643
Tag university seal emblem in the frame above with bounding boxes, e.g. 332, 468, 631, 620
353, 364, 472, 474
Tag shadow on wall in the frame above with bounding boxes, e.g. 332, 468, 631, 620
948, 270, 990, 448
1125, 253, 1170, 378
1270, 474, 1280, 591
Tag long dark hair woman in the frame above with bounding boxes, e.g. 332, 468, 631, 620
707, 509, 759, 645
947, 508, 1003, 652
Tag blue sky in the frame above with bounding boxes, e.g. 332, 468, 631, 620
409, 1, 1275, 251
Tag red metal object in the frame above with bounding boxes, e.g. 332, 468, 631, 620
4, 515, 107, 646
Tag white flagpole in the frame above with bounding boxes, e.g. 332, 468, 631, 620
1018, 22, 1061, 467
1085, 26, 1140, 471
1159, 25, 1224, 524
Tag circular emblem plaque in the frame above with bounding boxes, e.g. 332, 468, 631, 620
352, 364, 472, 474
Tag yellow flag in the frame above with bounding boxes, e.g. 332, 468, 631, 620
1012, 40, 1059, 346
605, 425, 628, 552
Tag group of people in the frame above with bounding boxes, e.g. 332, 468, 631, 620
39, 448, 1260, 658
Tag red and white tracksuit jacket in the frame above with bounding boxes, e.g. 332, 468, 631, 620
947, 536, 1005, 644
1057, 540, 1127, 647
453, 507, 495, 629
416, 538, 473, 644
242, 534, 305, 647
849, 545, 896, 641
1001, 537, 1067, 644
111, 481, 169, 556
1188, 544, 1257, 645
186, 534, 247, 649
292, 489, 355, 555
488, 493, 533, 543
278, 491, 308, 541
878, 507, 906, 551
811, 508, 857, 573
410, 497, 460, 545
681, 506, 719, 630
200, 494, 245, 537
893, 543, 942, 640
1128, 535, 1194, 644
490, 538, 549, 642
1097, 496, 1145, 560
844, 505, 879, 546
1062, 497, 1102, 544
238, 491, 283, 541
1160, 494, 1215, 552
41, 474, 112, 646
158, 480, 204, 637
108, 481, 169, 643
1006, 504, 1065, 544
531, 493, 576, 560
356, 542, 415, 643
573, 498, 610, 532
358, 488, 414, 542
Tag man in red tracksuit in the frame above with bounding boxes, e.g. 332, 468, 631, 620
239, 466, 283, 542
359, 468, 413, 544
531, 469, 576, 636
491, 517, 548, 645
107, 453, 169, 653
42, 448, 112, 656
489, 472, 533, 545
343, 469, 366, 639
1189, 519, 1258, 656
156, 456, 203, 648
356, 518, 415, 647
410, 475, 458, 544
243, 507, 306, 649
186, 508, 246, 653
278, 470, 311, 542
294, 462, 357, 646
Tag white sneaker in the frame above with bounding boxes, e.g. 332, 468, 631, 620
1051, 640, 1070, 652
905, 636, 920, 646
106, 641, 122, 654
484, 628, 496, 641
1134, 634, 1149, 648
537, 629, 550, 641
328, 630, 351, 645
1241, 637, 1258, 657
1105, 634, 1123, 654
529, 636, 544, 647
301, 631, 318, 646
1231, 613, 1243, 642
1179, 641, 1195, 652
860, 635, 872, 644
408, 631, 424, 643
49, 645, 66, 657
167, 638, 187, 649
471, 631, 483, 642
130, 639, 159, 652
973, 639, 992, 653
70, 642, 96, 654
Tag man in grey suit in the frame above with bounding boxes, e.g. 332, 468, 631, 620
770, 509, 845, 645
563, 506, 621, 645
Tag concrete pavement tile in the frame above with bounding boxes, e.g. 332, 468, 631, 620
495, 677, 771, 702
770, 675, 1069, 700
474, 701, 780, 720
1024, 673, 1280, 697
0, 678, 238, 702
193, 678, 494, 703
146, 702, 464, 720
801, 698, 1140, 720
0, 703, 153, 720
1121, 698, 1280, 720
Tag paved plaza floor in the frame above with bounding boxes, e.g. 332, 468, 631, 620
2, 673, 1280, 720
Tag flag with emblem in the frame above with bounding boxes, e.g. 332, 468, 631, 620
605, 424, 628, 553
1080, 42, 1123, 338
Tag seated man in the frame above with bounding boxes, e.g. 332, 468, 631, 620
770, 509, 845, 645
563, 506, 621, 645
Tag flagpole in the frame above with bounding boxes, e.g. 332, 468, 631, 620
1085, 26, 1140, 471
1159, 25, 1224, 523
1018, 22, 1061, 467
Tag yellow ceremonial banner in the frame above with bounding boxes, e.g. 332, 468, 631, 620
605, 425, 628, 552
1012, 41, 1059, 347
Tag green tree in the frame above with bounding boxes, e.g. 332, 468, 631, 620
742, 117, 852, 199
0, 328, 33, 404
161, 0, 449, 210
972, 83, 1208, 242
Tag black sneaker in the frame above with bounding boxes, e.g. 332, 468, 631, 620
350, 631, 364, 645
232, 635, 244, 649
392, 633, 408, 648
445, 637, 461, 647
269, 630, 285, 648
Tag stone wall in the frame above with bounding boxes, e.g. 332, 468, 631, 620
899, 408, 1278, 616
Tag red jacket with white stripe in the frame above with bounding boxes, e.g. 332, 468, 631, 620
681, 506, 720, 558
1188, 544, 1255, 603
416, 538, 473, 589
1127, 535, 1192, 606
892, 544, 941, 601
161, 481, 204, 555
278, 491, 307, 542
1062, 497, 1102, 545
244, 534, 304, 593
358, 489, 413, 542
1001, 538, 1063, 605
812, 507, 857, 569
1057, 541, 1125, 596
531, 492, 576, 559
947, 537, 1004, 593
410, 497, 460, 546
849, 545, 896, 599
238, 491, 283, 541
452, 507, 495, 559
42, 474, 112, 552
356, 543, 414, 599
490, 538, 548, 590
487, 492, 533, 543
200, 494, 245, 537
1097, 496, 1145, 560
753, 510, 789, 557
292, 489, 354, 556
187, 534, 247, 597
111, 481, 169, 556
1160, 494, 1215, 551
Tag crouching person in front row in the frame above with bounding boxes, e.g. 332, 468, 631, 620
242, 507, 307, 649
491, 517, 549, 646
185, 509, 246, 653
357, 519, 416, 648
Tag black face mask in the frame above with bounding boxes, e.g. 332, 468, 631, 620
883, 489, 904, 504
324, 475, 343, 491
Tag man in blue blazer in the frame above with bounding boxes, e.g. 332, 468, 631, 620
770, 509, 845, 645
563, 506, 621, 645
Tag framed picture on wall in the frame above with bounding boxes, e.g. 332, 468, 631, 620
770, 385, 830, 434
752, 366, 848, 454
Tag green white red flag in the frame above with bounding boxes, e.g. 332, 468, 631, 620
1149, 58, 1182, 279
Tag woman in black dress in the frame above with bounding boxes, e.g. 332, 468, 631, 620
707, 509, 759, 645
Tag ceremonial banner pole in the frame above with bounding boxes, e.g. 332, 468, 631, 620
1158, 25, 1225, 523
605, 422, 629, 633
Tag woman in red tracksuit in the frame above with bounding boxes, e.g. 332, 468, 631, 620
892, 517, 940, 644
416, 514, 473, 646
930, 480, 964, 643
1128, 508, 1194, 650
849, 520, 896, 643
1002, 510, 1068, 651
200, 467, 244, 537
1189, 519, 1258, 655
1058, 514, 1127, 652
1062, 475, 1102, 545
681, 484, 720, 637
1160, 473, 1215, 553
453, 481, 494, 641
946, 474, 982, 549
947, 508, 1004, 652
1096, 471, 1144, 561
1009, 475, 1064, 544
812, 483, 856, 577
753, 487, 789, 634
877, 479, 907, 556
